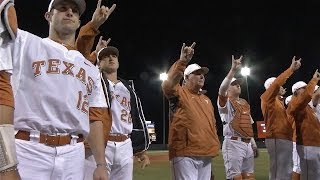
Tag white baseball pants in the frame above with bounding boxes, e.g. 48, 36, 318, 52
16, 139, 84, 180
170, 156, 212, 180
297, 144, 320, 180
84, 138, 133, 180
222, 138, 254, 179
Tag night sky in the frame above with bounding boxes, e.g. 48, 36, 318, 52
15, 0, 320, 143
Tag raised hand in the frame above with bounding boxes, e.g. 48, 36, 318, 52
179, 42, 196, 63
91, 0, 116, 29
95, 36, 111, 54
313, 69, 320, 80
231, 55, 243, 71
290, 56, 301, 71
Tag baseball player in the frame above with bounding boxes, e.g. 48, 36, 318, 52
162, 42, 221, 180
10, 0, 112, 179
260, 57, 301, 180
0, 0, 20, 179
285, 95, 301, 180
84, 45, 151, 180
217, 55, 257, 180
288, 84, 320, 180
73, 2, 150, 178
287, 70, 320, 179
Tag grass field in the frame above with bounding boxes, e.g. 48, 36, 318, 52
133, 149, 269, 180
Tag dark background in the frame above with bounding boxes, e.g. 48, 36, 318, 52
15, 0, 320, 144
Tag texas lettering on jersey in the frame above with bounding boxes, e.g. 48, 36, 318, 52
32, 59, 94, 115
110, 91, 132, 124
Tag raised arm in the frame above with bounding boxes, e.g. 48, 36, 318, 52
90, 36, 111, 65
261, 56, 301, 103
76, 0, 116, 62
0, 0, 18, 39
161, 42, 196, 98
218, 55, 242, 107
288, 70, 320, 114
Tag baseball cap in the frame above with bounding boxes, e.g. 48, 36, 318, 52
230, 77, 243, 85
292, 81, 307, 93
97, 46, 119, 62
264, 77, 276, 90
285, 95, 292, 105
183, 63, 209, 79
48, 0, 86, 16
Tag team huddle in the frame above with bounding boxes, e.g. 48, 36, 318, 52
1, 0, 320, 180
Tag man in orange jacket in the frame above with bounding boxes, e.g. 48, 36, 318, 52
260, 56, 301, 180
287, 70, 320, 179
162, 42, 220, 180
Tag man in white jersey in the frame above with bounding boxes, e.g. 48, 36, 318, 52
0, 0, 20, 179
84, 45, 150, 180
10, 0, 112, 179
217, 55, 257, 180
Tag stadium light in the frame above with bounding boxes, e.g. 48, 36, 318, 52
241, 67, 251, 104
159, 72, 168, 145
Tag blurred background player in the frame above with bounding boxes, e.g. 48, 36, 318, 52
260, 57, 301, 180
287, 84, 320, 180
287, 70, 320, 179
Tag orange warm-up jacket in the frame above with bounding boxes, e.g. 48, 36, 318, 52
287, 78, 320, 146
162, 60, 221, 160
260, 68, 294, 140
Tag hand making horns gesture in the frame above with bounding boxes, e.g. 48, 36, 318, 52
91, 0, 116, 29
180, 42, 196, 63
290, 56, 302, 71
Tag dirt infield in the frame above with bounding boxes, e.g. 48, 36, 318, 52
149, 153, 169, 162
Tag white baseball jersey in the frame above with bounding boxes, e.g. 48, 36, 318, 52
108, 80, 133, 135
11, 29, 107, 137
217, 97, 254, 137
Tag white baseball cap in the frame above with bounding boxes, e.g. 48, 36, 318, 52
285, 95, 292, 105
230, 77, 243, 85
264, 77, 276, 90
97, 46, 119, 64
292, 81, 307, 93
48, 0, 86, 16
183, 63, 209, 79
